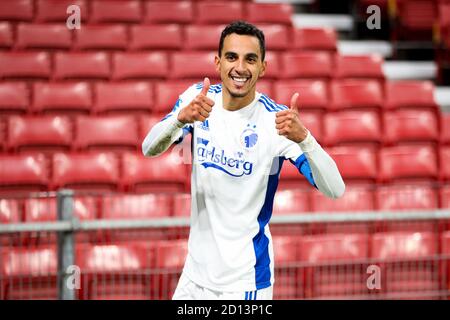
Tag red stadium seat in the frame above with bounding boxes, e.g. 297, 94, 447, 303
334, 54, 384, 79
0, 22, 13, 48
0, 154, 49, 193
154, 81, 196, 114
16, 24, 71, 49
1, 245, 58, 300
52, 152, 120, 191
7, 115, 73, 153
54, 52, 110, 80
122, 151, 188, 193
74, 25, 127, 50
385, 81, 438, 111
395, 0, 437, 36
256, 24, 291, 50
323, 110, 381, 146
280, 52, 333, 79
441, 146, 450, 182
379, 145, 438, 183
299, 111, 323, 142
256, 79, 273, 97
140, 115, 163, 141
0, 0, 33, 21
77, 242, 151, 300
442, 114, 450, 144
330, 79, 383, 111
36, 0, 87, 22
300, 233, 369, 299
311, 186, 375, 212
384, 109, 440, 145
185, 25, 224, 50
327, 146, 378, 183
90, 0, 141, 23
101, 194, 172, 219
293, 28, 337, 51
112, 52, 168, 80
170, 52, 218, 79
441, 231, 450, 293
246, 3, 293, 25
0, 82, 29, 114
196, 1, 244, 24
263, 51, 281, 79
24, 197, 97, 222
94, 82, 153, 114
371, 231, 439, 297
441, 185, 450, 209
32, 82, 92, 115
130, 25, 182, 50
273, 189, 310, 214
0, 52, 51, 79
173, 193, 191, 217
0, 199, 21, 223
376, 185, 438, 211
145, 1, 193, 24
74, 115, 139, 152
274, 80, 328, 111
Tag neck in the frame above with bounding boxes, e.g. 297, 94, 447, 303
222, 87, 256, 111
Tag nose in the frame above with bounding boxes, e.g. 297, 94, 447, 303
234, 58, 247, 74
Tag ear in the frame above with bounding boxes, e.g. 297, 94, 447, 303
259, 60, 267, 78
214, 55, 221, 73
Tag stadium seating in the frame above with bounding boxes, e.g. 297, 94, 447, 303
170, 51, 218, 79
35, 0, 88, 23
0, 199, 21, 224
273, 189, 310, 214
185, 25, 224, 50
371, 231, 440, 297
153, 81, 197, 114
54, 52, 110, 80
441, 146, 450, 181
16, 24, 71, 49
441, 231, 450, 293
330, 79, 384, 111
196, 1, 244, 24
256, 24, 291, 51
74, 25, 127, 50
94, 82, 153, 114
441, 185, 450, 208
383, 109, 440, 145
280, 51, 333, 79
0, 22, 13, 48
311, 187, 375, 212
256, 79, 273, 97
7, 115, 73, 153
24, 197, 97, 222
122, 151, 188, 193
0, 154, 49, 194
74, 115, 139, 152
385, 81, 438, 111
323, 110, 381, 146
393, 0, 438, 40
0, 52, 51, 79
246, 3, 293, 25
441, 114, 450, 144
145, 1, 193, 24
101, 194, 172, 220
299, 234, 369, 298
32, 82, 92, 115
293, 28, 337, 51
334, 55, 384, 80
130, 25, 183, 50
52, 152, 120, 191
139, 115, 162, 142
112, 52, 169, 80
262, 51, 281, 79
376, 185, 438, 211
379, 145, 438, 183
274, 80, 328, 111
0, 82, 29, 114
0, 0, 33, 21
90, 0, 141, 23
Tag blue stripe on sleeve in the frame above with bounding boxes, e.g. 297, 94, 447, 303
289, 154, 317, 188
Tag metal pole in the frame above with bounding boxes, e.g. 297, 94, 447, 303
57, 189, 75, 300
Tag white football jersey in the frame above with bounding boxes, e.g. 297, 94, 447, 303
158, 82, 317, 292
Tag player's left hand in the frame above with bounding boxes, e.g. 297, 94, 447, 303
275, 92, 309, 143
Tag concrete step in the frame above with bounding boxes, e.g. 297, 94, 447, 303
292, 13, 354, 31
338, 40, 393, 58
435, 87, 450, 112
382, 61, 437, 80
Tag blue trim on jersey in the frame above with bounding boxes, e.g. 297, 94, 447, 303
254, 290, 257, 300
249, 291, 253, 300
252, 157, 283, 290
260, 95, 288, 112
245, 291, 248, 300
290, 154, 318, 188
196, 82, 222, 93
174, 126, 193, 145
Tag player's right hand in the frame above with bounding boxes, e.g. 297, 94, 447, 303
177, 77, 215, 124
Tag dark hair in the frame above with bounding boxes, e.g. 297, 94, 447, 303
218, 21, 266, 61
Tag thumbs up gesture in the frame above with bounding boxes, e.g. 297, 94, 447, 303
275, 93, 309, 143
177, 77, 215, 124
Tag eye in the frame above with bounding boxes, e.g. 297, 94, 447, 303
247, 57, 257, 63
226, 55, 236, 61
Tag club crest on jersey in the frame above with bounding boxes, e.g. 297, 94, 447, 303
196, 138, 253, 177
241, 124, 258, 149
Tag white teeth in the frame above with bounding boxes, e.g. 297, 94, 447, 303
231, 76, 248, 83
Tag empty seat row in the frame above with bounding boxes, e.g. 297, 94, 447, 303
0, 1, 292, 25
0, 22, 337, 52
0, 80, 440, 117
0, 51, 385, 80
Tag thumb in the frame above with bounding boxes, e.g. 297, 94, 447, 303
200, 77, 210, 96
290, 92, 299, 111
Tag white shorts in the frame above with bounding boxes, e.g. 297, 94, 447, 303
172, 272, 273, 300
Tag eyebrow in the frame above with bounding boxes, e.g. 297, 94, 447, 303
224, 51, 259, 60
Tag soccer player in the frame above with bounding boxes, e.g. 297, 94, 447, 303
142, 21, 345, 300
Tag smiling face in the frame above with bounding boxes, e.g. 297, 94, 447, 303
215, 33, 266, 105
